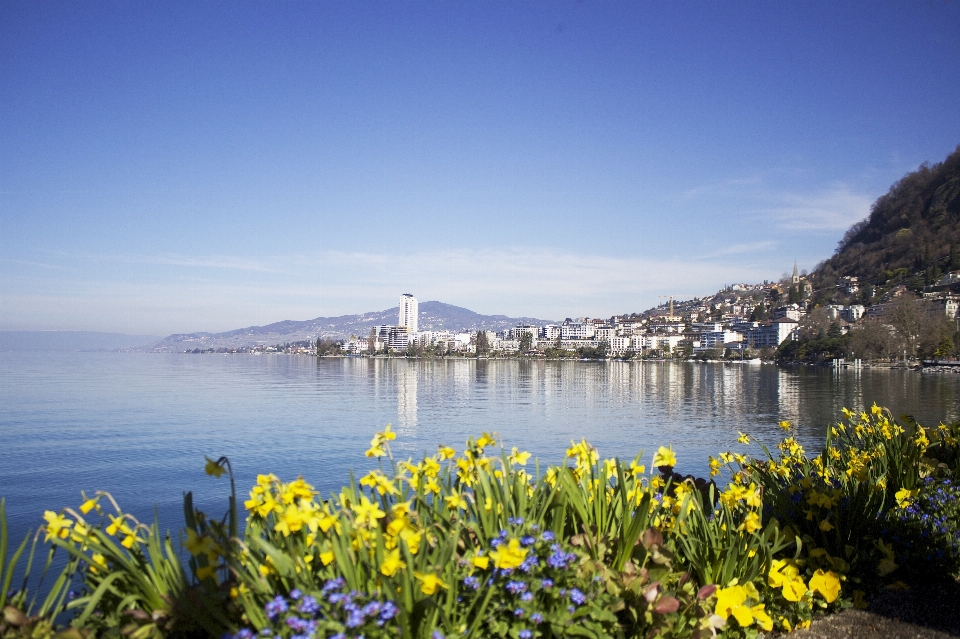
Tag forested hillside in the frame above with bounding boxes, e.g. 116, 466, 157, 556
814, 145, 960, 295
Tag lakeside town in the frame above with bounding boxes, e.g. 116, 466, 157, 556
191, 262, 960, 364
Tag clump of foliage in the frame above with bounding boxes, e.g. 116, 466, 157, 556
4, 407, 960, 638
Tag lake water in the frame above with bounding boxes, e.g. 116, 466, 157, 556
3, 352, 960, 545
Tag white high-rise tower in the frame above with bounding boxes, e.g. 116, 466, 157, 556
399, 293, 418, 333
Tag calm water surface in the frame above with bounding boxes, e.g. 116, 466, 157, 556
3, 352, 960, 543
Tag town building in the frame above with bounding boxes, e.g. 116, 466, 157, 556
399, 294, 419, 333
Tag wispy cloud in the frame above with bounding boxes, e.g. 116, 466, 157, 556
95, 252, 285, 273
676, 176, 764, 200
699, 241, 779, 259
1, 247, 774, 333
767, 185, 872, 231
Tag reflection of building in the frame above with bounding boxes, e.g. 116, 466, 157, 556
397, 363, 418, 434
399, 294, 418, 333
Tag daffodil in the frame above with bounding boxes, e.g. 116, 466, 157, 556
42, 511, 72, 542
352, 496, 386, 528
740, 512, 762, 533
708, 456, 722, 477
421, 457, 441, 477
437, 445, 456, 460
652, 446, 677, 468
90, 552, 107, 573
204, 456, 227, 477
381, 423, 396, 441
414, 571, 448, 595
79, 495, 101, 515
121, 531, 142, 548
508, 447, 531, 466
444, 491, 467, 510
380, 549, 405, 576
476, 432, 496, 449
106, 514, 132, 537
185, 529, 216, 557
737, 432, 750, 445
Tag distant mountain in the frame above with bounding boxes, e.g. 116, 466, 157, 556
143, 301, 557, 352
0, 331, 161, 352
814, 144, 960, 293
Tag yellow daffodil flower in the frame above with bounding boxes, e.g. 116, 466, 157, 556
508, 447, 531, 466
204, 456, 227, 477
437, 445, 456, 460
444, 491, 467, 510
90, 552, 107, 573
185, 529, 216, 557
652, 446, 677, 468
381, 423, 396, 441
352, 496, 386, 528
380, 549, 405, 576
476, 433, 496, 449
42, 511, 72, 542
629, 459, 646, 478
414, 571, 448, 595
708, 456, 722, 477
740, 512, 762, 533
79, 496, 101, 515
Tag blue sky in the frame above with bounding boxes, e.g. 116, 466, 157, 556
2, 1, 959, 334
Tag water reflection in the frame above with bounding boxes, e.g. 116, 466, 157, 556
3, 353, 960, 548
341, 359, 960, 468
397, 363, 417, 434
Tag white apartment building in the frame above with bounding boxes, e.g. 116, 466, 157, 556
698, 330, 743, 350
747, 319, 798, 349
772, 305, 804, 321
492, 338, 520, 352
692, 322, 724, 333
399, 294, 418, 333
610, 336, 633, 355
594, 326, 615, 343
387, 326, 410, 351
512, 324, 538, 341
542, 324, 562, 340
561, 322, 595, 340
638, 334, 684, 353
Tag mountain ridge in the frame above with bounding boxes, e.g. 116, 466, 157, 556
142, 301, 557, 352
812, 144, 960, 298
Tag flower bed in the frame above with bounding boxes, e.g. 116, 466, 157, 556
2, 407, 959, 639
